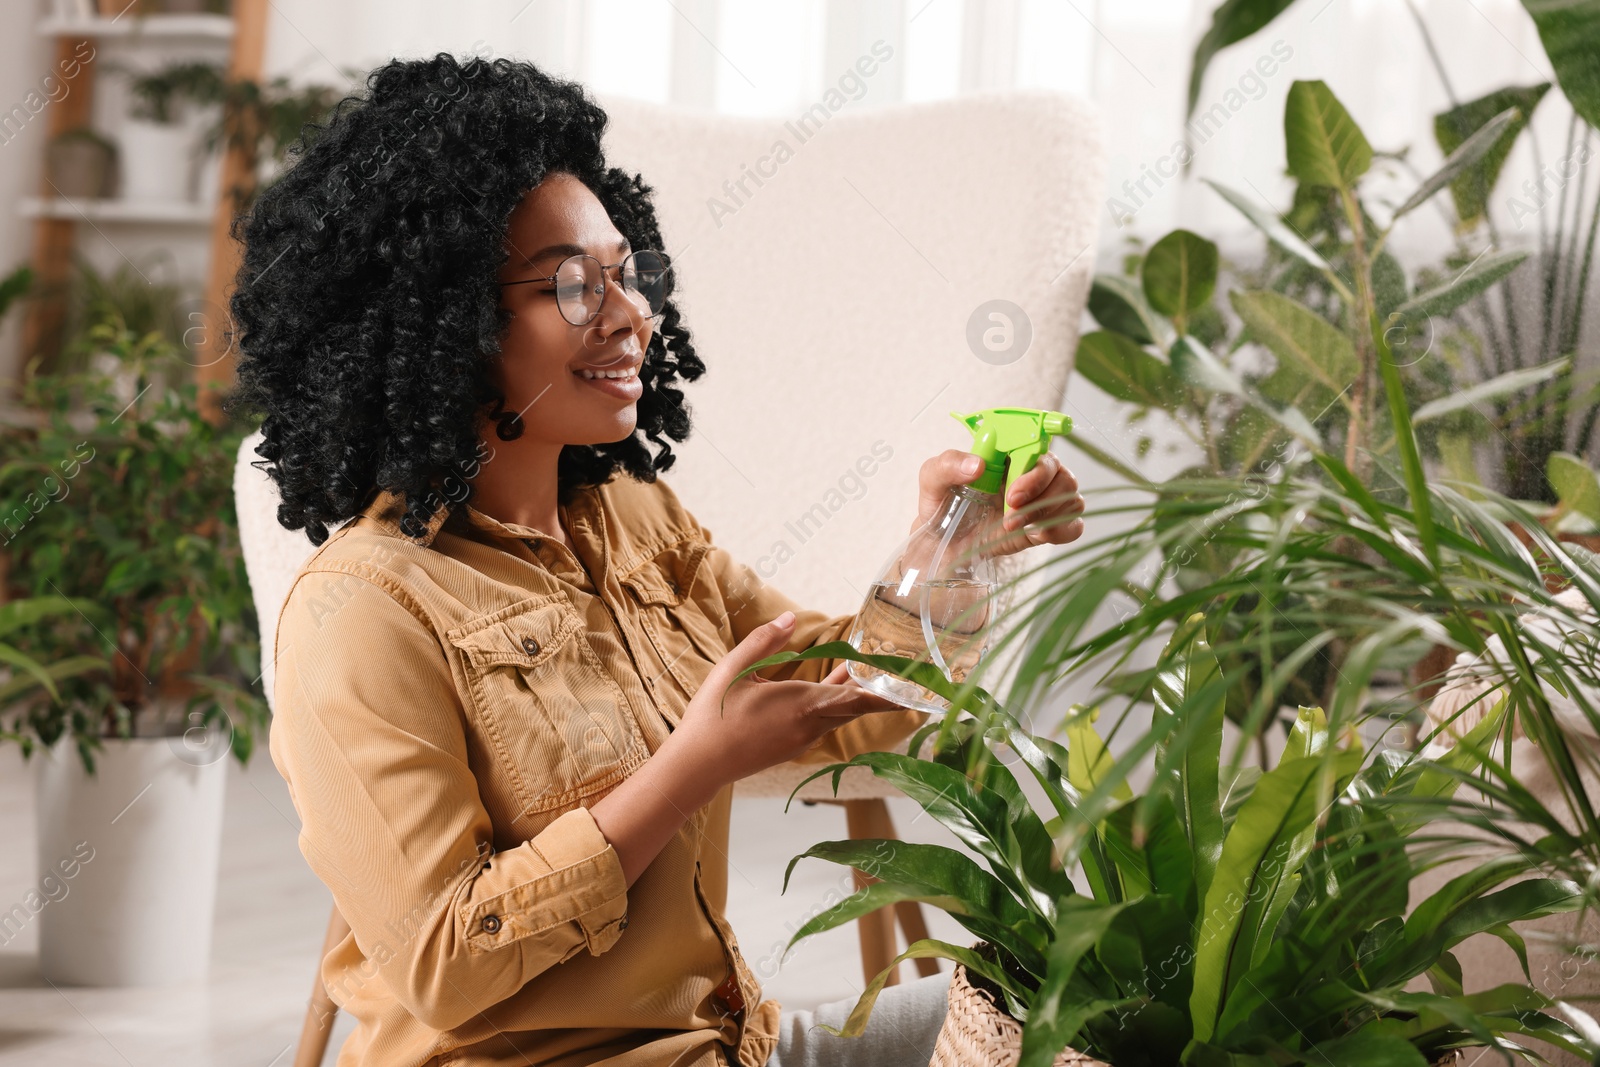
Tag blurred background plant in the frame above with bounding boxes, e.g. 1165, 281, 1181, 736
109, 57, 340, 211
1183, 0, 1600, 506
0, 305, 266, 773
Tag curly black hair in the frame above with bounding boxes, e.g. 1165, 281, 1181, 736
224, 53, 704, 546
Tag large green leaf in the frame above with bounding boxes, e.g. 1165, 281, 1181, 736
0, 266, 31, 325
1307, 1024, 1431, 1067
1185, 0, 1301, 122
789, 747, 1059, 919
1189, 746, 1366, 1042
1170, 335, 1244, 397
1088, 273, 1164, 345
1522, 1, 1600, 129
1103, 793, 1196, 906
1549, 450, 1600, 522
812, 937, 1030, 1039
1373, 853, 1582, 985
1151, 615, 1227, 904
0, 595, 103, 640
1205, 179, 1336, 277
1391, 249, 1527, 319
1433, 84, 1550, 225
1143, 229, 1219, 319
1075, 330, 1186, 408
781, 839, 1036, 932
1392, 106, 1522, 222
1019, 895, 1135, 1067
781, 875, 1049, 979
1230, 289, 1357, 408
1284, 80, 1373, 191
1411, 357, 1569, 425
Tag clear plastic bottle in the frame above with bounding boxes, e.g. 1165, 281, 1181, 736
847, 408, 1071, 714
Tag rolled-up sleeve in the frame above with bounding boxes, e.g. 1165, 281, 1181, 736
268, 571, 629, 1033
681, 514, 930, 767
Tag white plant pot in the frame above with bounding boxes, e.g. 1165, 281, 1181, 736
32, 734, 228, 986
116, 119, 196, 203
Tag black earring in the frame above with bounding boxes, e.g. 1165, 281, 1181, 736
490, 397, 524, 441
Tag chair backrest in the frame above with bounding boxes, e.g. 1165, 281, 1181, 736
235, 87, 1105, 715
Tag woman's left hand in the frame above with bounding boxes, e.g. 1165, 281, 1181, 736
915, 450, 1086, 558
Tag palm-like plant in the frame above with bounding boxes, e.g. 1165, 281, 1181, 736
731, 186, 1600, 1063
745, 603, 1597, 1066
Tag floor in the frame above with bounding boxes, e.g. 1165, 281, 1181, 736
0, 742, 972, 1066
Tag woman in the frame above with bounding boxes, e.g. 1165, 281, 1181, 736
229, 53, 1085, 1067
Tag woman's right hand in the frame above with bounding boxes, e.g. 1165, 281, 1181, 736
669, 610, 905, 787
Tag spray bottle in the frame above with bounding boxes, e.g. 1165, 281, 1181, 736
846, 407, 1072, 713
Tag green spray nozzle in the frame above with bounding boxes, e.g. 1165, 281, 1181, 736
950, 407, 1072, 515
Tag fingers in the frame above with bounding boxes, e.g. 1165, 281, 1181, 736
914, 450, 987, 530
710, 610, 796, 686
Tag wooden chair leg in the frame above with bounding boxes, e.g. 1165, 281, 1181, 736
893, 899, 941, 977
295, 904, 350, 1067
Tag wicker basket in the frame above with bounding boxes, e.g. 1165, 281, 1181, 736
929, 963, 1109, 1067
929, 963, 1467, 1067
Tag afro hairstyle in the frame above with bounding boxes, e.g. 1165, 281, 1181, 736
225, 52, 704, 545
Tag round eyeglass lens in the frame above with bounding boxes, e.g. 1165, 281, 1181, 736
623, 251, 670, 317
553, 255, 605, 326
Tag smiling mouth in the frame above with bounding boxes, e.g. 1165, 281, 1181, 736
574, 365, 639, 382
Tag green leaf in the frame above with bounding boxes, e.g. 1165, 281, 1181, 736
781, 839, 1036, 931
812, 938, 1030, 1039
1231, 289, 1357, 407
1205, 179, 1336, 276
787, 747, 1056, 919
1185, 0, 1300, 123
0, 266, 31, 324
781, 874, 1048, 979
1018, 896, 1135, 1067
1549, 450, 1600, 522
1088, 273, 1164, 345
1189, 746, 1366, 1042
1412, 357, 1570, 425
1433, 84, 1550, 225
0, 595, 103, 639
1521, 2, 1600, 129
1143, 230, 1219, 319
1284, 80, 1373, 191
1065, 435, 1148, 484
1391, 249, 1528, 319
1308, 1025, 1430, 1067
1075, 330, 1186, 408
1170, 335, 1244, 396
1393, 107, 1522, 222
1152, 615, 1227, 903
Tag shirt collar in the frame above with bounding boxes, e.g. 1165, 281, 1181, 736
357, 483, 597, 549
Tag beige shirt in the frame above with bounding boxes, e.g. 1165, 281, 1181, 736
268, 472, 929, 1067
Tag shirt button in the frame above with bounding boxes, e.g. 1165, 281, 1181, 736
619, 917, 629, 931
521, 637, 540, 655
481, 914, 502, 934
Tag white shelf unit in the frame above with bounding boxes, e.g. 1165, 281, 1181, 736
20, 196, 214, 225
37, 13, 234, 40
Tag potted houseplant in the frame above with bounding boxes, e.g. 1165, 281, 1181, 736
753, 613, 1596, 1066
0, 313, 267, 986
734, 66, 1600, 1062
45, 127, 116, 200
114, 60, 223, 202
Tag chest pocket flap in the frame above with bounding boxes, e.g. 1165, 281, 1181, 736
618, 536, 727, 701
446, 595, 647, 820
618, 535, 711, 606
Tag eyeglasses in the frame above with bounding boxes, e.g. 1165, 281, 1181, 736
498, 249, 672, 327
